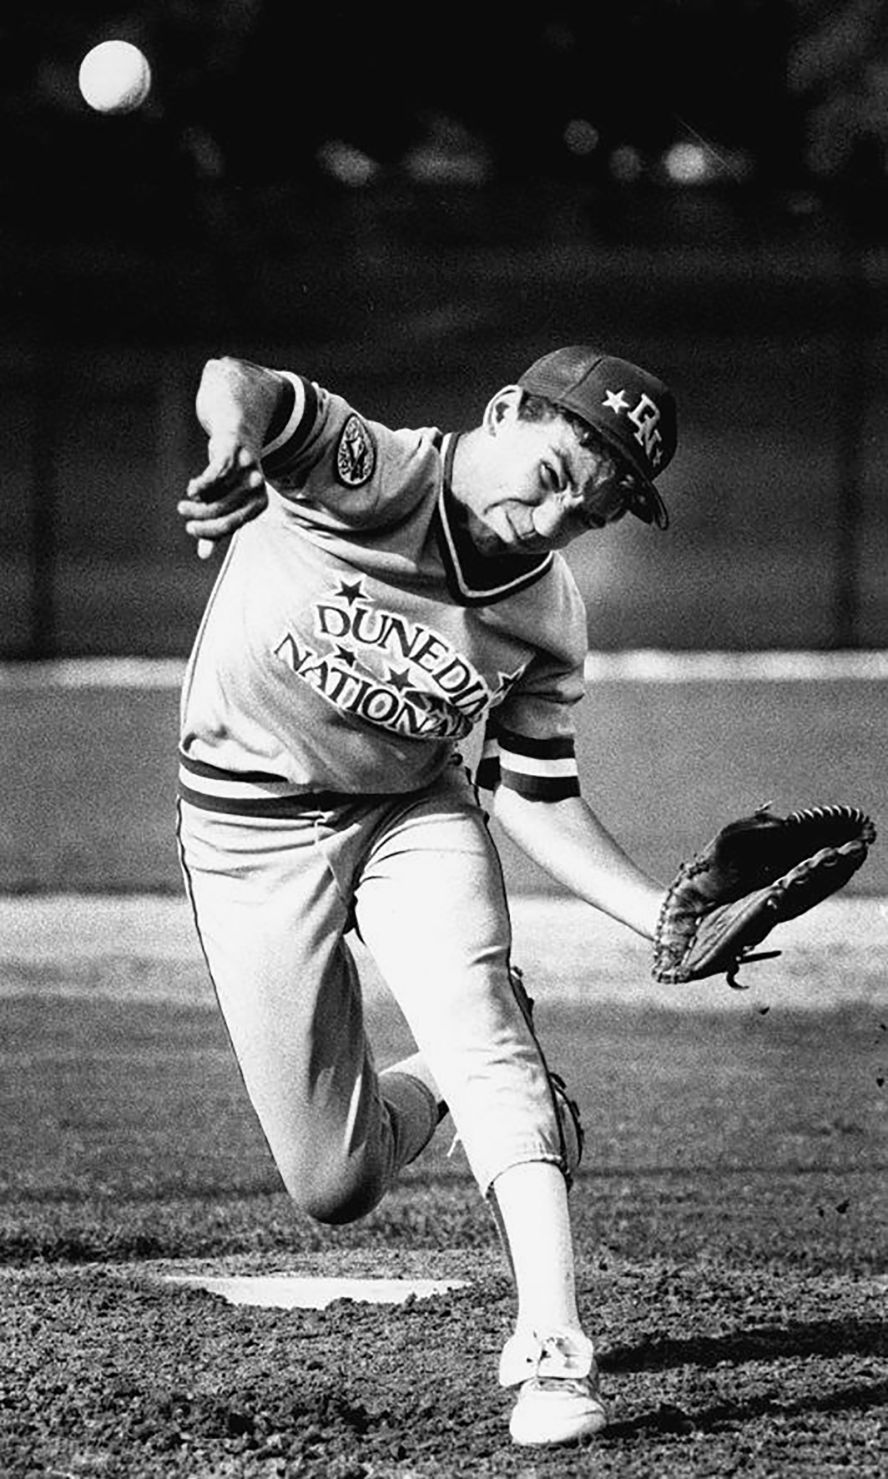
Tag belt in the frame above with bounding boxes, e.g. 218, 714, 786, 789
178, 752, 365, 817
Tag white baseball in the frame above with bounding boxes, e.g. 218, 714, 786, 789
79, 40, 152, 115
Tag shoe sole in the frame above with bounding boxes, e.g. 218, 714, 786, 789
510, 1404, 608, 1446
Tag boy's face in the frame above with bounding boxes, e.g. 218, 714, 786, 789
463, 392, 634, 558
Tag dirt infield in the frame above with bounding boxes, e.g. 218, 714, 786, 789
1, 932, 886, 1475
2, 1255, 886, 1477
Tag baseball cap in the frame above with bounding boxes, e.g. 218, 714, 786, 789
517, 345, 677, 529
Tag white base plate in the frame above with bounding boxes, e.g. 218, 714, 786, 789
162, 1272, 469, 1309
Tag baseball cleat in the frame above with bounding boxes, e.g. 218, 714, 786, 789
499, 1327, 608, 1446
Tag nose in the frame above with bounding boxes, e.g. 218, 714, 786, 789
531, 491, 581, 541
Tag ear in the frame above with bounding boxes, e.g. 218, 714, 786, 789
482, 384, 522, 435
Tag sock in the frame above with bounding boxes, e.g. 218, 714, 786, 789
385, 1050, 447, 1121
379, 1063, 444, 1169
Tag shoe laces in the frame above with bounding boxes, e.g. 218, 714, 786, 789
500, 1327, 594, 1389
525, 1335, 601, 1404
534, 1332, 583, 1376
528, 1375, 595, 1398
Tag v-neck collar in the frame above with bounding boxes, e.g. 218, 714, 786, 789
433, 432, 554, 607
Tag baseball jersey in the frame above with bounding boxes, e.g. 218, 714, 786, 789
179, 374, 589, 817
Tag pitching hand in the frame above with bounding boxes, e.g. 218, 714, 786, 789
178, 440, 268, 559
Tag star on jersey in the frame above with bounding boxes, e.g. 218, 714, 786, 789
603, 389, 630, 414
334, 579, 366, 605
492, 664, 529, 702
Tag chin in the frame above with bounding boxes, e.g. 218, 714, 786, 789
473, 527, 510, 558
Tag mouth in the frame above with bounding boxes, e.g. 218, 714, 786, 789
504, 509, 544, 551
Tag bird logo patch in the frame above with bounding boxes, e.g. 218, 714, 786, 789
335, 414, 376, 487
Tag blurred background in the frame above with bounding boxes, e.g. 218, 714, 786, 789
2, 0, 887, 658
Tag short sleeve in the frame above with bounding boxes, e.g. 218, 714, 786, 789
258, 377, 438, 533
476, 565, 587, 800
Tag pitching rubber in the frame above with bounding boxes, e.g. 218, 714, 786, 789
159, 1271, 469, 1309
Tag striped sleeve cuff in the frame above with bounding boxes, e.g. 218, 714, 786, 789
476, 726, 580, 801
261, 373, 318, 476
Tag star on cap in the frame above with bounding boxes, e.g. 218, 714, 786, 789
602, 389, 630, 414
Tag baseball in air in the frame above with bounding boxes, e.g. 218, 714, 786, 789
78, 40, 152, 114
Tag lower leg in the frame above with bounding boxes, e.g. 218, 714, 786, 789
384, 1050, 447, 1119
490, 1160, 582, 1334
379, 1054, 445, 1168
492, 1159, 606, 1446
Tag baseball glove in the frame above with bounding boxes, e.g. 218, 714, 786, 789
653, 804, 876, 988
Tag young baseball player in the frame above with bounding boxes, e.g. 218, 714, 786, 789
176, 344, 677, 1447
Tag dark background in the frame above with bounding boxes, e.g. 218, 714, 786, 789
2, 1, 887, 657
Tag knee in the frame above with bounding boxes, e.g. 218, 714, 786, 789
282, 1159, 387, 1226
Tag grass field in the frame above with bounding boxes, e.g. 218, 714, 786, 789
1, 666, 886, 1476
1, 661, 886, 895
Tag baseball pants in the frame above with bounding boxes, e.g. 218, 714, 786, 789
176, 764, 567, 1222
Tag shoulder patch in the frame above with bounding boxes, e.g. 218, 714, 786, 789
335, 414, 376, 488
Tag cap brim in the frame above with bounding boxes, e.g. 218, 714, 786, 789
629, 483, 670, 530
